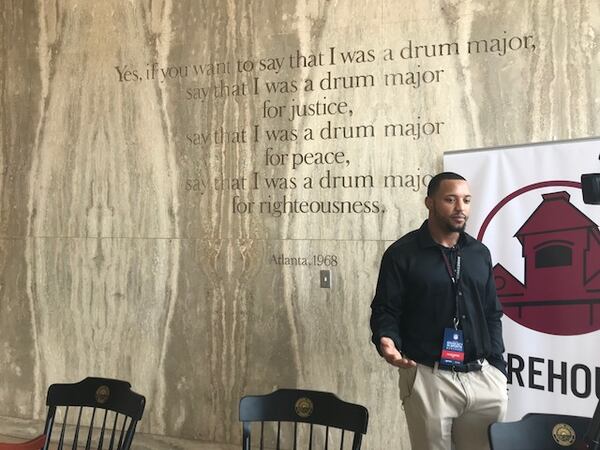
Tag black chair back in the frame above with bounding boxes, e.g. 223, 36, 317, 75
239, 389, 368, 450
489, 413, 591, 449
42, 377, 145, 450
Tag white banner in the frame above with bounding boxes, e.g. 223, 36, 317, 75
445, 138, 600, 420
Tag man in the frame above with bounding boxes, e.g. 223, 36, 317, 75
370, 172, 507, 450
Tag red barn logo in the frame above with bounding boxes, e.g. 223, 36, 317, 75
478, 182, 600, 335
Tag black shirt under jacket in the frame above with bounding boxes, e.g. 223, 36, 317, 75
370, 220, 507, 375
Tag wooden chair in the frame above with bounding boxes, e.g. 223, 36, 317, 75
239, 389, 368, 450
489, 413, 591, 449
0, 377, 145, 450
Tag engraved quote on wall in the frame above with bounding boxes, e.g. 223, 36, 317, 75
115, 32, 536, 218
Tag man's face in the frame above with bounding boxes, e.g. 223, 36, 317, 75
426, 179, 472, 233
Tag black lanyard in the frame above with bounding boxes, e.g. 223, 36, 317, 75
440, 246, 462, 329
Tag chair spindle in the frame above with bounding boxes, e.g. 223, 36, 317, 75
276, 421, 281, 450
97, 409, 108, 450
108, 413, 119, 450
84, 407, 97, 450
58, 406, 70, 450
259, 421, 264, 450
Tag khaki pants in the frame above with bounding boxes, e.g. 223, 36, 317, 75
398, 360, 508, 450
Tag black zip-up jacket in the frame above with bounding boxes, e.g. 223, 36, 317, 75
370, 220, 507, 375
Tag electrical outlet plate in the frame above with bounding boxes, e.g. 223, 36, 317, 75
320, 269, 331, 288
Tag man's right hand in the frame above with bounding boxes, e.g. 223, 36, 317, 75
380, 337, 417, 368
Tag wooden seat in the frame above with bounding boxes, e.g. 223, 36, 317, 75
0, 435, 46, 450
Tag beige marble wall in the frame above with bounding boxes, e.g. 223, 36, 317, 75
1, 1, 599, 449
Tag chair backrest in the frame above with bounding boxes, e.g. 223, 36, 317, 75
239, 389, 368, 450
489, 413, 591, 449
42, 377, 145, 450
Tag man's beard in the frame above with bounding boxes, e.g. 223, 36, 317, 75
444, 220, 467, 233
431, 205, 468, 233
437, 211, 468, 233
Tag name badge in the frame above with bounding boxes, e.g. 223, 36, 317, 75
440, 328, 464, 365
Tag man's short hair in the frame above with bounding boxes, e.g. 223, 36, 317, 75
426, 172, 466, 197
